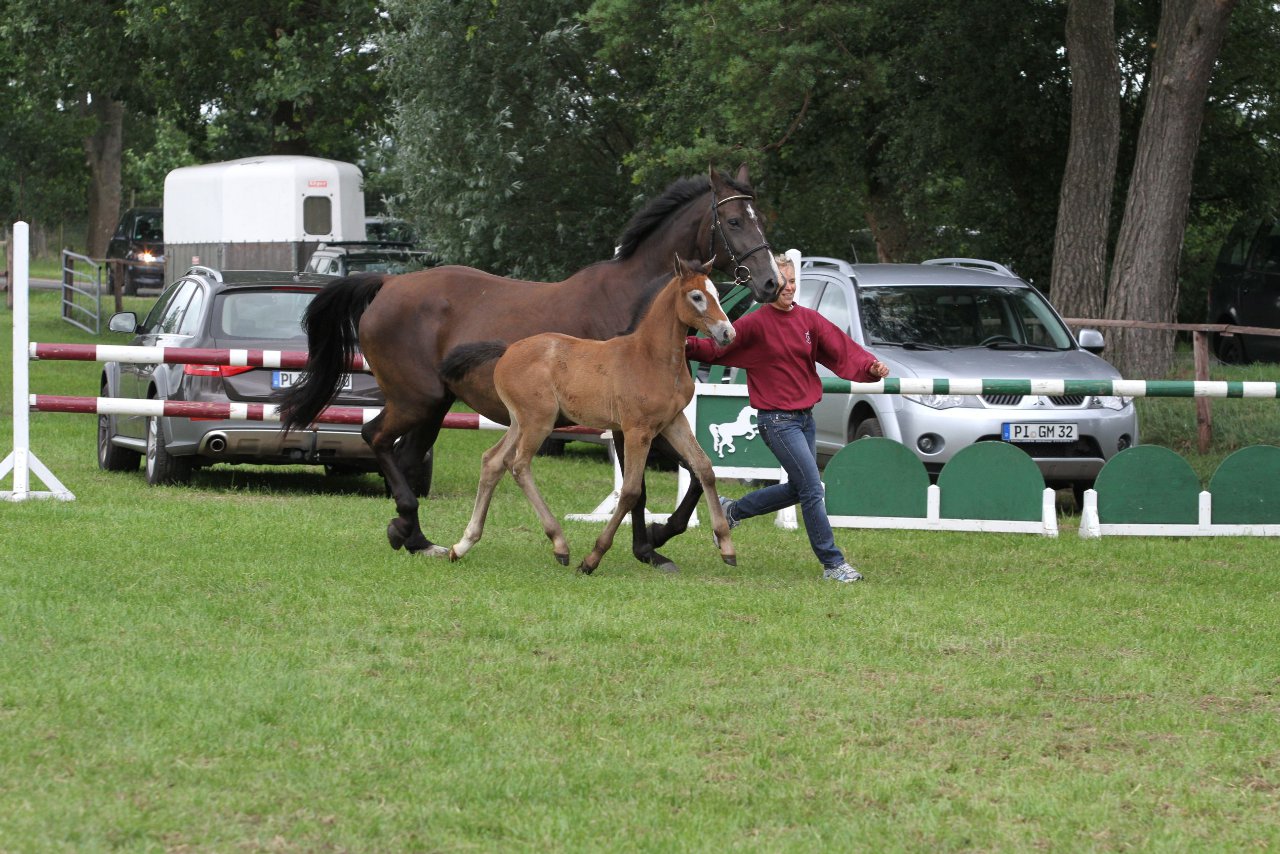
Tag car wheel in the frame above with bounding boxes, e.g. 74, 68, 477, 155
97, 383, 141, 472
146, 416, 192, 486
323, 464, 365, 477
851, 416, 884, 441
1213, 332, 1246, 365
1070, 480, 1094, 514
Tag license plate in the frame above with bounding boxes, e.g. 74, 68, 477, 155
1002, 422, 1078, 442
272, 371, 353, 391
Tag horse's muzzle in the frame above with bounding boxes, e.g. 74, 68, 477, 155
709, 321, 736, 347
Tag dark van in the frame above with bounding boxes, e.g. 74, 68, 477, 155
105, 207, 165, 295
1208, 219, 1280, 363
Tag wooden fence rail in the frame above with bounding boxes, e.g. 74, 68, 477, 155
1061, 317, 1280, 454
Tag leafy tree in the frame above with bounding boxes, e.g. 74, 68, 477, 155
130, 0, 388, 164
1103, 0, 1239, 378
383, 0, 640, 277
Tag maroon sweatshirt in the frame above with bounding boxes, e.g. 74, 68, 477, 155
686, 303, 880, 411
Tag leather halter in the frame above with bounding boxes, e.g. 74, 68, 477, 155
710, 192, 772, 287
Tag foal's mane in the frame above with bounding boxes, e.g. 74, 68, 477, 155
613, 172, 754, 262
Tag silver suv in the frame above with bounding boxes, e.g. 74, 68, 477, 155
797, 257, 1138, 501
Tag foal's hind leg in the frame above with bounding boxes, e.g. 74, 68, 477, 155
366, 404, 450, 557
508, 428, 571, 566
449, 427, 518, 561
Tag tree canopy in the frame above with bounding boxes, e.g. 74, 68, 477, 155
4, 0, 1280, 373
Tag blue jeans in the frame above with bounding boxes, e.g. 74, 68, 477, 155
732, 409, 846, 569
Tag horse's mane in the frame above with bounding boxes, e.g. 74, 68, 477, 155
613, 171, 754, 261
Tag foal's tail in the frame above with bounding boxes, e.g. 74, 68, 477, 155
440, 341, 509, 385
278, 273, 388, 432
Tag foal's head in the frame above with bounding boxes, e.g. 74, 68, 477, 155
672, 255, 735, 347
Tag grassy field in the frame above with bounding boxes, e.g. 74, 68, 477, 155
3, 289, 1280, 851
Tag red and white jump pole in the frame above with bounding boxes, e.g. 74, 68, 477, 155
2, 222, 73, 502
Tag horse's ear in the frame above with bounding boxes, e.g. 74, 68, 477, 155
703, 254, 716, 274
673, 253, 687, 277
735, 163, 750, 186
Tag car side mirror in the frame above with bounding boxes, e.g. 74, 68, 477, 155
1077, 328, 1105, 354
108, 312, 139, 334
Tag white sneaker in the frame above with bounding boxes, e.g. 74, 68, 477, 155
823, 563, 863, 583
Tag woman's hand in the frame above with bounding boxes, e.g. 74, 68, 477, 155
868, 360, 890, 379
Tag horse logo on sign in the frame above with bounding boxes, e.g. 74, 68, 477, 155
708, 405, 759, 458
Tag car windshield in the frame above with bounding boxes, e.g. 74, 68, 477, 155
216, 290, 315, 341
858, 285, 1074, 350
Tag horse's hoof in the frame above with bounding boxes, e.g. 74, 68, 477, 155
448, 547, 461, 562
387, 521, 407, 551
576, 562, 596, 575
555, 553, 570, 566
409, 543, 450, 559
721, 555, 738, 567
648, 550, 679, 574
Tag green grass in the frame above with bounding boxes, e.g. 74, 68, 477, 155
3, 290, 1280, 851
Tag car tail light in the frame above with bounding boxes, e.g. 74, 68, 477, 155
183, 364, 256, 378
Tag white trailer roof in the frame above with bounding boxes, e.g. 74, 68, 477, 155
163, 155, 366, 244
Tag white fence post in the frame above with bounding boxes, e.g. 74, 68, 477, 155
1, 222, 74, 502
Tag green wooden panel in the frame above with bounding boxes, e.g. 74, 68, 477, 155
937, 442, 1044, 521
1094, 445, 1200, 524
823, 438, 930, 518
693, 394, 774, 467
1209, 445, 1280, 525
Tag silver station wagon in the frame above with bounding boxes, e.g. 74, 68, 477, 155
796, 257, 1138, 504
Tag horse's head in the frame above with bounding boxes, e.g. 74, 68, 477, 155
705, 164, 780, 304
673, 255, 735, 347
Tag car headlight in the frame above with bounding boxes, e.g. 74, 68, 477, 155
904, 393, 969, 410
1092, 395, 1133, 410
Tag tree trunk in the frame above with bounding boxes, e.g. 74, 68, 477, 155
83, 95, 124, 259
1103, 0, 1236, 379
1050, 0, 1120, 322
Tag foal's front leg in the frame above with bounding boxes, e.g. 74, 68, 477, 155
618, 433, 680, 574
581, 434, 652, 575
643, 434, 705, 554
661, 417, 735, 566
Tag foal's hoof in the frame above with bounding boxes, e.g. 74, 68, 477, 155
448, 547, 461, 562
576, 562, 596, 575
554, 552, 570, 566
721, 555, 738, 567
410, 544, 451, 559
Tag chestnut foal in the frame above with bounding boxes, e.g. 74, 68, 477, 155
446, 257, 737, 573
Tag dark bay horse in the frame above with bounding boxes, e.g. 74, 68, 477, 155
445, 257, 737, 573
278, 165, 778, 565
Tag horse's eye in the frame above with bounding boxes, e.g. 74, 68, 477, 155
727, 218, 741, 228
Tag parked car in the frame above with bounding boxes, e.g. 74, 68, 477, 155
97, 267, 404, 486
1207, 219, 1280, 363
786, 257, 1138, 503
105, 207, 165, 295
305, 241, 437, 277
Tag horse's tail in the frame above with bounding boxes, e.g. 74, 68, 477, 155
440, 341, 509, 385
278, 273, 388, 431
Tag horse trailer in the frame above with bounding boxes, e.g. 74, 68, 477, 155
162, 155, 366, 282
